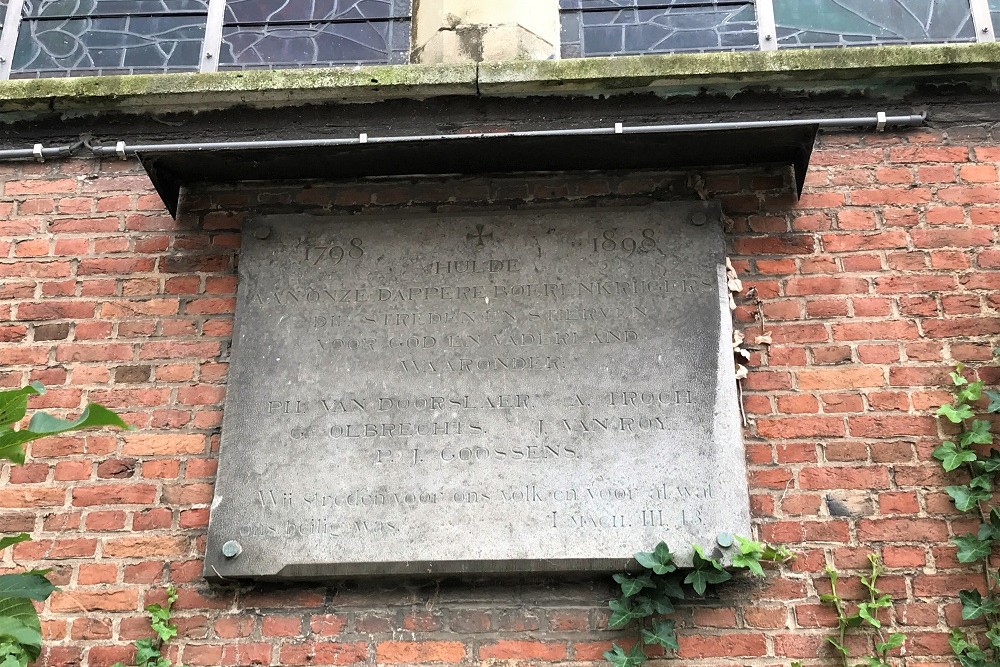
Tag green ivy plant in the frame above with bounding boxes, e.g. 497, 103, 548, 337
112, 586, 183, 667
605, 536, 791, 667
820, 554, 905, 667
931, 355, 1000, 667
0, 382, 127, 666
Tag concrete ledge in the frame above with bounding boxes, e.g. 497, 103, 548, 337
479, 42, 1000, 96
0, 63, 478, 114
0, 42, 998, 116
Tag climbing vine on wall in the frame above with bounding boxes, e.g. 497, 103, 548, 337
932, 354, 1000, 667
605, 537, 791, 666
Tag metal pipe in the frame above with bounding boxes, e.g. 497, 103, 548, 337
0, 113, 925, 162
81, 113, 926, 158
0, 141, 81, 160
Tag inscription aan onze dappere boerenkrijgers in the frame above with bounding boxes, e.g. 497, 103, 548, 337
247, 276, 712, 305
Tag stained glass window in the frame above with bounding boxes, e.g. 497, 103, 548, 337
560, 0, 759, 58
773, 0, 976, 47
11, 0, 207, 77
218, 0, 411, 69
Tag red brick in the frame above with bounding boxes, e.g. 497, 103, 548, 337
822, 230, 907, 251
6, 178, 79, 195
733, 235, 816, 255
122, 434, 205, 456
832, 321, 919, 340
756, 416, 845, 438
280, 642, 367, 665
16, 300, 97, 320
799, 467, 890, 490
848, 415, 937, 438
850, 188, 932, 205
785, 276, 869, 295
377, 641, 466, 663
888, 146, 968, 162
478, 640, 564, 661
858, 518, 949, 542
796, 367, 884, 389
72, 484, 157, 506
677, 633, 767, 658
50, 589, 137, 612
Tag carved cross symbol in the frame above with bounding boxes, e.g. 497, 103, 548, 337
467, 224, 493, 249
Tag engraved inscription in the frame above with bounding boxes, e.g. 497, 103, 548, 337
205, 204, 750, 578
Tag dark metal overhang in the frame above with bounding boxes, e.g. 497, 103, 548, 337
135, 124, 820, 217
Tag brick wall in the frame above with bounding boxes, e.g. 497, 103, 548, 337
0, 125, 998, 666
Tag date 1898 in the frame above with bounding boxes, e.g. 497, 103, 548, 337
593, 229, 656, 256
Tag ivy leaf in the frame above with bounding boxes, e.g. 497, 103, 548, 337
0, 573, 55, 601
608, 598, 638, 630
959, 589, 1000, 620
0, 597, 42, 660
875, 633, 905, 654
947, 480, 993, 512
954, 533, 993, 563
656, 575, 685, 602
648, 591, 675, 616
134, 638, 161, 666
152, 621, 177, 644
857, 602, 881, 628
641, 619, 678, 651
0, 383, 43, 431
977, 450, 1000, 475
630, 596, 653, 620
634, 542, 675, 575
985, 626, 1000, 649
957, 644, 988, 667
950, 629, 975, 655
603, 643, 647, 667
731, 551, 765, 577
731, 536, 766, 576
961, 420, 994, 448
952, 368, 969, 387
938, 403, 975, 424
958, 381, 984, 404
685, 546, 731, 595
934, 441, 978, 472
986, 389, 1000, 414
613, 572, 653, 599
761, 543, 794, 562
0, 535, 31, 553
0, 617, 42, 657
0, 403, 128, 465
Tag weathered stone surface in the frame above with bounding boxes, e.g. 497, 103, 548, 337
412, 0, 559, 64
204, 202, 749, 578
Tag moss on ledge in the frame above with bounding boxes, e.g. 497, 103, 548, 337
479, 42, 1000, 96
0, 42, 998, 116
0, 62, 478, 114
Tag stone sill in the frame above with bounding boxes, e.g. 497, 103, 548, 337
1, 42, 999, 115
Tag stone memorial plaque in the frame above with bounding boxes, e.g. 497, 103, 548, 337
204, 202, 750, 579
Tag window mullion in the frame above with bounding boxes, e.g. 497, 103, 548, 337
755, 0, 778, 51
970, 0, 996, 42
201, 0, 226, 72
0, 0, 26, 79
